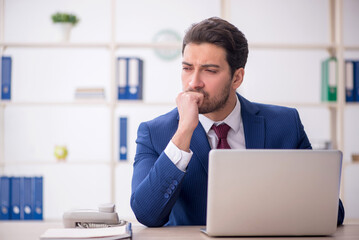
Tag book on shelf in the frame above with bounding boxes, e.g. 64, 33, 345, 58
117, 57, 143, 100
1, 56, 12, 100
321, 57, 337, 102
33, 176, 44, 220
0, 176, 43, 220
74, 87, 105, 100
0, 176, 11, 220
40, 222, 132, 240
346, 60, 355, 102
10, 176, 21, 220
345, 60, 359, 102
119, 117, 128, 161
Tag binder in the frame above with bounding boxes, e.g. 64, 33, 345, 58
354, 61, 359, 102
119, 117, 128, 161
1, 56, 12, 100
10, 177, 21, 220
33, 176, 43, 220
0, 176, 11, 220
117, 57, 143, 100
321, 57, 337, 102
345, 61, 355, 102
117, 58, 128, 99
128, 58, 143, 100
21, 177, 33, 220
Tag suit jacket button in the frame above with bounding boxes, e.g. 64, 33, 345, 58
164, 193, 170, 199
167, 189, 172, 194
172, 180, 178, 186
169, 184, 175, 190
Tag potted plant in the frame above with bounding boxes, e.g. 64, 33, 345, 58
51, 12, 80, 42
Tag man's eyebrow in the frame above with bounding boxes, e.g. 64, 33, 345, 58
182, 62, 220, 68
201, 64, 220, 68
182, 61, 192, 66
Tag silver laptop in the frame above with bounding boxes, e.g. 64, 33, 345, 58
203, 149, 342, 237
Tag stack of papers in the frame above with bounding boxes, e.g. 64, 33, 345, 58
40, 223, 132, 240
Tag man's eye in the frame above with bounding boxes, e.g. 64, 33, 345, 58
182, 67, 191, 71
206, 69, 217, 73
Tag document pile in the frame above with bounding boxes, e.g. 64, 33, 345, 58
40, 223, 132, 240
40, 203, 132, 240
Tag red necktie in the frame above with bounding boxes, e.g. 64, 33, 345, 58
211, 123, 231, 149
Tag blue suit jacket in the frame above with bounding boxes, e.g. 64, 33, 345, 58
131, 94, 344, 227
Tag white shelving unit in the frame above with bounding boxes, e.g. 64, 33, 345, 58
1, 0, 358, 219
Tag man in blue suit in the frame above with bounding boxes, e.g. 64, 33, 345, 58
131, 17, 344, 227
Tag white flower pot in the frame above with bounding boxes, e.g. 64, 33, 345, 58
53, 23, 73, 42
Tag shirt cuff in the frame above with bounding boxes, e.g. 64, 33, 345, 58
164, 140, 193, 172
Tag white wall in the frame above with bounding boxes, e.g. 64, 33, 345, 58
1, 0, 359, 220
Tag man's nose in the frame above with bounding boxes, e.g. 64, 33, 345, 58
189, 71, 204, 89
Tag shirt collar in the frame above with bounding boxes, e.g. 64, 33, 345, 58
199, 96, 242, 134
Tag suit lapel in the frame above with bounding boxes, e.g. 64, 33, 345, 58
176, 113, 211, 175
238, 94, 265, 149
190, 122, 211, 175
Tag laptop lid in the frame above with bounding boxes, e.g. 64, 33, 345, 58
204, 150, 342, 236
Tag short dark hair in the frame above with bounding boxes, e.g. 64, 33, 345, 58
182, 17, 248, 76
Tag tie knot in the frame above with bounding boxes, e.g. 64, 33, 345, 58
211, 123, 231, 140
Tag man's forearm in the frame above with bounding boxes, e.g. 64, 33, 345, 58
131, 151, 185, 227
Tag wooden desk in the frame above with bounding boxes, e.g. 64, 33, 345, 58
133, 224, 359, 240
1, 221, 359, 240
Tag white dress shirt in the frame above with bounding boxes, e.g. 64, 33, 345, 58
164, 97, 246, 172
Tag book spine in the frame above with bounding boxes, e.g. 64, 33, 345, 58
21, 177, 33, 220
1, 56, 12, 100
10, 177, 21, 220
119, 117, 128, 161
128, 58, 143, 100
345, 61, 355, 102
33, 176, 43, 220
0, 176, 11, 220
327, 57, 337, 101
354, 61, 359, 102
117, 58, 128, 100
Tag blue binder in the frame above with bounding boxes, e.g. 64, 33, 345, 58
117, 58, 128, 99
21, 177, 33, 220
0, 176, 11, 220
119, 117, 128, 161
1, 56, 12, 100
128, 58, 143, 100
33, 176, 43, 220
354, 61, 359, 102
117, 57, 143, 100
345, 60, 355, 102
10, 177, 21, 220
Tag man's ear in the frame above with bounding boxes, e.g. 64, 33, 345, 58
232, 68, 244, 89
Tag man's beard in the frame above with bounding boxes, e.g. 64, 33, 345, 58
186, 80, 231, 114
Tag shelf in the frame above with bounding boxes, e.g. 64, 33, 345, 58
0, 41, 182, 50
345, 102, 359, 107
344, 45, 359, 51
0, 101, 346, 109
0, 100, 177, 107
1, 41, 351, 51
343, 161, 359, 168
264, 102, 338, 109
115, 42, 181, 49
0, 100, 111, 107
0, 42, 110, 49
0, 160, 111, 166
249, 43, 334, 51
116, 100, 175, 106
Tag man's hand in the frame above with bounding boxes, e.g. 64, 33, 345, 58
171, 91, 204, 152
